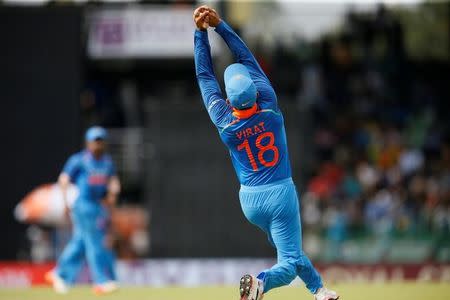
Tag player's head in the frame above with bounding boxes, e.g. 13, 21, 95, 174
224, 63, 257, 110
85, 126, 107, 156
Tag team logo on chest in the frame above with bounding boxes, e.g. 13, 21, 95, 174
84, 159, 109, 186
88, 173, 108, 185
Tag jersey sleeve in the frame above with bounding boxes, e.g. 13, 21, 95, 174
62, 154, 81, 181
214, 21, 278, 110
194, 29, 232, 129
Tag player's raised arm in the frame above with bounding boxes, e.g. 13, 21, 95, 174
206, 8, 277, 109
193, 6, 231, 128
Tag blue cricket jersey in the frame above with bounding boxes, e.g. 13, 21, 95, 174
194, 21, 292, 186
62, 150, 116, 208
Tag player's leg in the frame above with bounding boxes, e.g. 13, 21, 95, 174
239, 189, 270, 300
79, 211, 109, 284
262, 184, 339, 299
54, 233, 85, 284
47, 215, 85, 293
258, 183, 323, 293
290, 189, 339, 300
78, 209, 118, 294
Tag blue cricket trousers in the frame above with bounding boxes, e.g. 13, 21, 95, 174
56, 203, 116, 284
239, 177, 323, 294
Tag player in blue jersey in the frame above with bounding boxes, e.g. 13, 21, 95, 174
45, 126, 120, 295
193, 6, 339, 300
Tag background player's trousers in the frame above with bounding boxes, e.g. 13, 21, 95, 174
56, 203, 116, 285
239, 178, 323, 294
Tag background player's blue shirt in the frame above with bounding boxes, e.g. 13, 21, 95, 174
63, 150, 116, 208
194, 21, 292, 186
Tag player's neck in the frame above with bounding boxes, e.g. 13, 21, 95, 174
232, 103, 258, 119
87, 150, 104, 160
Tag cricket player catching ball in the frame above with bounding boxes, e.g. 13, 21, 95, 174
193, 6, 339, 300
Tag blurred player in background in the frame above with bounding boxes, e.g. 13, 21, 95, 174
45, 126, 120, 295
193, 6, 338, 300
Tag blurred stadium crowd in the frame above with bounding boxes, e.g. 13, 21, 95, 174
294, 5, 450, 262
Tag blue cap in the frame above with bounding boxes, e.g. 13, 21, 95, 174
224, 63, 257, 109
85, 126, 107, 142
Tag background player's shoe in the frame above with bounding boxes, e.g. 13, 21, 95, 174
93, 281, 119, 295
239, 274, 264, 300
45, 270, 68, 294
314, 287, 339, 300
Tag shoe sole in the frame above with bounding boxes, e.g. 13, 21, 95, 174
240, 274, 260, 300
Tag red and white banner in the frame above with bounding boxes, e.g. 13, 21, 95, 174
1, 260, 449, 288
0, 262, 54, 287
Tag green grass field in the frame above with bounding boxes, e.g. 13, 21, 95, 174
1, 283, 450, 300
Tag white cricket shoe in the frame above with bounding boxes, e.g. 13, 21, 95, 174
45, 271, 69, 294
239, 274, 264, 300
314, 287, 339, 300
93, 281, 119, 295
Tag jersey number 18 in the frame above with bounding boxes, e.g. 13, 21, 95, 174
237, 132, 279, 171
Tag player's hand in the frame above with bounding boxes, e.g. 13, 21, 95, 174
193, 5, 210, 31
206, 7, 221, 27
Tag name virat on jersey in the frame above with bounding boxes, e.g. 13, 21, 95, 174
236, 122, 266, 140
